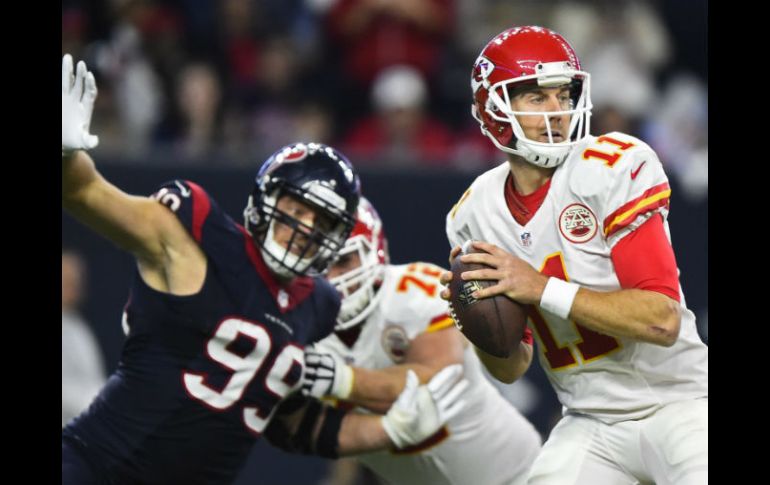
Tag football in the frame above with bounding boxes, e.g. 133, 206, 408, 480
449, 242, 528, 358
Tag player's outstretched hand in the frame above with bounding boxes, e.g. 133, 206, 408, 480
301, 346, 354, 399
62, 54, 99, 154
381, 364, 468, 448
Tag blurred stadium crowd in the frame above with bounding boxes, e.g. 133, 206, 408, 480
62, 0, 707, 201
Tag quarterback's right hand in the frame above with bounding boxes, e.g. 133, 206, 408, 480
62, 54, 99, 154
301, 346, 354, 400
381, 364, 468, 449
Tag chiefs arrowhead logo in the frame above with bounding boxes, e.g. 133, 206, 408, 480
472, 61, 488, 82
471, 56, 494, 92
559, 203, 598, 243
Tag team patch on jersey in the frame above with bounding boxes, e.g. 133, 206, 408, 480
381, 325, 410, 363
559, 203, 598, 243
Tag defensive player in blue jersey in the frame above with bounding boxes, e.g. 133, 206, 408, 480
61, 55, 467, 485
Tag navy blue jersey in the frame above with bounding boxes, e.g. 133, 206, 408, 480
62, 180, 340, 485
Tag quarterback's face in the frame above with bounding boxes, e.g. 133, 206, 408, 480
272, 194, 334, 257
510, 86, 572, 143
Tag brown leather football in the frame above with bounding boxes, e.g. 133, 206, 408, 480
449, 243, 528, 358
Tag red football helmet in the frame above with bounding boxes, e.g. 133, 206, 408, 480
471, 26, 592, 167
328, 197, 389, 330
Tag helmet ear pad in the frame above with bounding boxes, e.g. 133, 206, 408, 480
473, 88, 515, 148
243, 189, 278, 240
243, 195, 262, 236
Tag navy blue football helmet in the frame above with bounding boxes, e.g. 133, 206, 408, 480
244, 142, 361, 279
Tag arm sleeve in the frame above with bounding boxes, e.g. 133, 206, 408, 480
263, 393, 346, 459
610, 214, 680, 302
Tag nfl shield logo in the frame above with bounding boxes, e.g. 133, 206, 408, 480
521, 232, 532, 247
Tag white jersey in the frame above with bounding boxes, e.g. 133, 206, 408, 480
315, 263, 541, 485
446, 132, 708, 424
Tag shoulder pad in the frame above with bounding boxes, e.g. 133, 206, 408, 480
383, 263, 452, 337
564, 133, 671, 243
566, 133, 662, 196
446, 163, 508, 247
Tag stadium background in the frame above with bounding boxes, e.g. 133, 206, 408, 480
62, 1, 707, 484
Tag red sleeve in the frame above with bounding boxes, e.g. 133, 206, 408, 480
610, 214, 680, 302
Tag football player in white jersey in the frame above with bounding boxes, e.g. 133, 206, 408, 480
302, 197, 542, 485
441, 26, 708, 485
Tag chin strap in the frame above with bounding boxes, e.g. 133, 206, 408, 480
516, 140, 572, 168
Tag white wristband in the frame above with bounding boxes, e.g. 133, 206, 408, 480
540, 278, 580, 319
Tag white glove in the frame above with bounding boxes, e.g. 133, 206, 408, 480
301, 346, 354, 399
381, 364, 468, 449
62, 54, 99, 154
